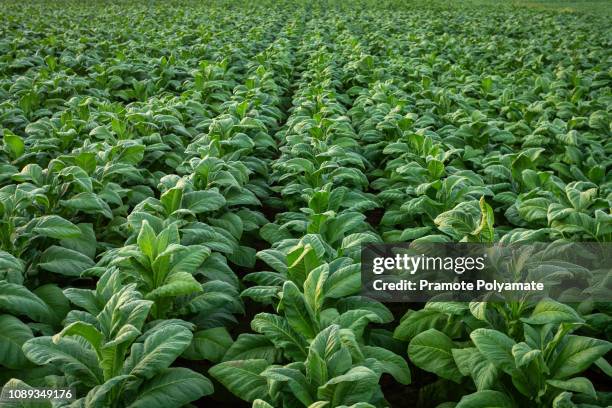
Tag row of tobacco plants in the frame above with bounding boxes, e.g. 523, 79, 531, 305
1, 0, 610, 407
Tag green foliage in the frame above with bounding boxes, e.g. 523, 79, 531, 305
0, 0, 610, 407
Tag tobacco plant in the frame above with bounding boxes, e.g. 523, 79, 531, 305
0, 0, 610, 407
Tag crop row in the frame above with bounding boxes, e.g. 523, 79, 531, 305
0, 1, 610, 408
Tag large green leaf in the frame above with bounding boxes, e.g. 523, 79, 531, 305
521, 300, 584, 325
324, 263, 360, 299
452, 347, 499, 391
3, 130, 25, 159
362, 345, 411, 385
33, 283, 70, 324
182, 327, 233, 363
183, 190, 226, 213
137, 220, 157, 260
0, 314, 33, 368
261, 366, 314, 406
160, 187, 183, 215
456, 390, 515, 408
251, 313, 308, 360
59, 192, 113, 219
170, 245, 210, 275
146, 272, 202, 299
223, 333, 281, 363
551, 335, 612, 379
394, 309, 448, 341
546, 377, 596, 398
209, 359, 269, 402
127, 367, 213, 407
511, 342, 541, 368
0, 281, 51, 322
280, 281, 317, 339
0, 379, 51, 408
32, 215, 82, 239
60, 223, 97, 259
81, 374, 131, 408
408, 328, 462, 383
0, 251, 24, 283
303, 264, 328, 314
127, 324, 193, 379
434, 202, 480, 239
317, 366, 379, 407
56, 321, 104, 355
22, 336, 103, 386
470, 329, 516, 373
38, 246, 95, 276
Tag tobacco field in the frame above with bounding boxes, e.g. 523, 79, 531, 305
0, 0, 610, 407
